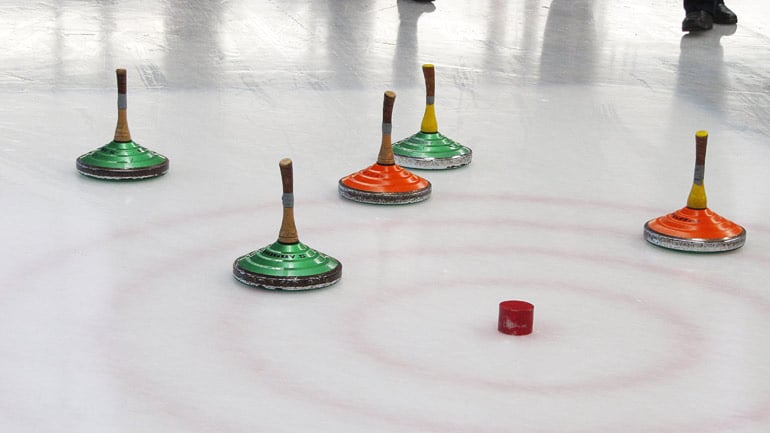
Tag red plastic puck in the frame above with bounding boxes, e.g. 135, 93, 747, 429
498, 300, 534, 335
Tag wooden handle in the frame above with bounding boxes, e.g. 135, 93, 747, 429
113, 68, 131, 142
694, 130, 708, 168
382, 91, 396, 124
277, 158, 299, 244
686, 130, 709, 209
377, 91, 396, 165
116, 68, 127, 94
423, 64, 435, 98
279, 158, 293, 194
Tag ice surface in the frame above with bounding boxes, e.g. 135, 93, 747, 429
2, 1, 770, 432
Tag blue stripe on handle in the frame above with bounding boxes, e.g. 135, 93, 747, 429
693, 165, 705, 185
282, 193, 294, 208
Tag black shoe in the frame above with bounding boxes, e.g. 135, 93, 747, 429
713, 2, 737, 25
682, 10, 713, 32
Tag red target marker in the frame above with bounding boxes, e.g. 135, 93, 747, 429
498, 300, 534, 335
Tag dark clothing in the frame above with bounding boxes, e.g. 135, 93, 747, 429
684, 0, 725, 14
684, 0, 718, 14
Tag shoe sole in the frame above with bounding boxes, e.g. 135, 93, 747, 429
714, 17, 738, 25
682, 24, 713, 32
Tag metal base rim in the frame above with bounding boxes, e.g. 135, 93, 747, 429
393, 151, 472, 170
232, 261, 342, 291
643, 223, 746, 252
338, 182, 432, 205
76, 159, 169, 180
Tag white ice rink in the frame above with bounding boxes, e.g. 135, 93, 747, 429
2, 1, 770, 432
